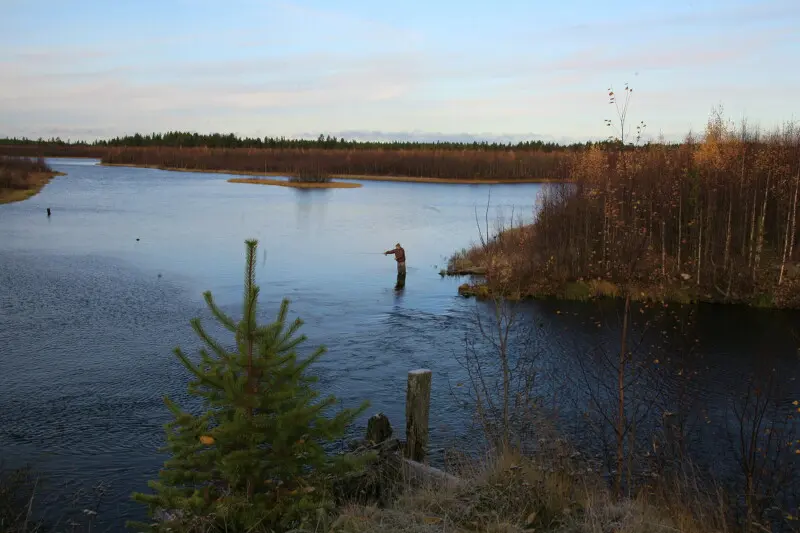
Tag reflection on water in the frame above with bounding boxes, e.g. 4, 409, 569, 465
395, 270, 406, 291
1, 158, 799, 529
293, 187, 330, 232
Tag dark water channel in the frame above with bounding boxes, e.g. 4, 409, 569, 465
1, 159, 799, 529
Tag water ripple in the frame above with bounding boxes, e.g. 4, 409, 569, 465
2, 160, 799, 529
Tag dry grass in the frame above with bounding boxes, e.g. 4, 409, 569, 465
449, 227, 536, 273
446, 249, 488, 275
331, 448, 727, 533
448, 226, 540, 297
0, 466, 41, 532
0, 464, 108, 533
227, 177, 363, 189
587, 279, 620, 298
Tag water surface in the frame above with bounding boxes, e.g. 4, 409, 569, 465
1, 158, 799, 529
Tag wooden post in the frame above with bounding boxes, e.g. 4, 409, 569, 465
405, 369, 432, 462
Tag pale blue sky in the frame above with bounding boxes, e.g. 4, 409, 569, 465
1, 0, 798, 143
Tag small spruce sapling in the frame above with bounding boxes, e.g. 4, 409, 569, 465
129, 239, 369, 532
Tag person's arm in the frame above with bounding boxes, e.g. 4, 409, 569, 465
384, 249, 396, 255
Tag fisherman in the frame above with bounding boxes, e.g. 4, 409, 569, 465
46, 208, 51, 217
384, 243, 406, 276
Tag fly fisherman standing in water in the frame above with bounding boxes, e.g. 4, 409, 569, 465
384, 243, 406, 275
384, 243, 406, 289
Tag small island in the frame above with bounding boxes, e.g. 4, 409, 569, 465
227, 177, 362, 189
0, 156, 65, 204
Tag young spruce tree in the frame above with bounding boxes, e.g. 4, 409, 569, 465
130, 239, 368, 533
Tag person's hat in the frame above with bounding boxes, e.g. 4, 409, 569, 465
396, 243, 401, 247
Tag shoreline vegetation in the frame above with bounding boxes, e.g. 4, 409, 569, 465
97, 147, 569, 183
0, 132, 585, 183
0, 156, 65, 204
100, 163, 557, 184
450, 111, 800, 310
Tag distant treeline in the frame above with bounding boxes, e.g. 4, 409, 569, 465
0, 131, 610, 152
0, 143, 108, 158
0, 138, 579, 180
101, 146, 573, 181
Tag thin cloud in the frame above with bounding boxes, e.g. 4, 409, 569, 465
539, 25, 793, 73
266, 0, 424, 46
1, 0, 798, 142
549, 0, 798, 37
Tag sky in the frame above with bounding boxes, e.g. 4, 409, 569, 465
1, 0, 799, 144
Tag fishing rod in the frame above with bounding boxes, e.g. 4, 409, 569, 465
262, 250, 383, 260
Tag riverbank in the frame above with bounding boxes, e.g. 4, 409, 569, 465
456, 274, 700, 305
0, 444, 727, 533
100, 162, 561, 185
0, 171, 65, 204
0, 156, 66, 204
333, 450, 724, 533
228, 177, 362, 189
449, 223, 800, 309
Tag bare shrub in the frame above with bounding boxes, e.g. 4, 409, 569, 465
0, 157, 53, 190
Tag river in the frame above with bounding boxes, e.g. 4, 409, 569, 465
1, 158, 799, 530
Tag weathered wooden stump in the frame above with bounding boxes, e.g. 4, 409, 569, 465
334, 370, 464, 508
366, 412, 392, 444
405, 369, 432, 463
